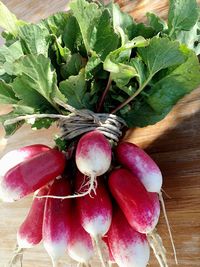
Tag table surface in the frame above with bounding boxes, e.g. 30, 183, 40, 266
0, 1, 200, 267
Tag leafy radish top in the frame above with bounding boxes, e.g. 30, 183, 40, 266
0, 0, 199, 138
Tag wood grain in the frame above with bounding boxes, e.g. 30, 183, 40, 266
0, 1, 200, 267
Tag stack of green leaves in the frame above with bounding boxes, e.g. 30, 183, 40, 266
0, 0, 199, 137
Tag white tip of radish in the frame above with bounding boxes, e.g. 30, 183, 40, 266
68, 241, 93, 264
44, 239, 68, 261
76, 131, 112, 178
83, 215, 111, 237
17, 233, 35, 249
0, 181, 22, 202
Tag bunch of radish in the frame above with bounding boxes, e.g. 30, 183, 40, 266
0, 130, 177, 267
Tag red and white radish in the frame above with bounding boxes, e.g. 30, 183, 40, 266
67, 205, 94, 265
0, 149, 65, 202
116, 142, 177, 263
108, 168, 160, 234
76, 172, 112, 266
0, 144, 50, 178
75, 130, 112, 197
9, 186, 49, 266
43, 177, 71, 267
116, 142, 162, 193
17, 186, 49, 248
107, 208, 150, 267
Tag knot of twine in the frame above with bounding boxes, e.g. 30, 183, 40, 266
4, 99, 126, 142
56, 99, 126, 142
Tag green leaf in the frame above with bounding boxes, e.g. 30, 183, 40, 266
63, 15, 83, 53
176, 20, 200, 55
104, 36, 148, 87
0, 41, 24, 75
0, 80, 18, 104
93, 9, 119, 60
19, 24, 50, 56
108, 3, 134, 35
31, 118, 55, 130
128, 23, 156, 39
130, 58, 148, 86
147, 46, 200, 113
70, 0, 102, 53
122, 102, 170, 127
59, 69, 90, 109
147, 12, 167, 33
138, 37, 185, 77
168, 0, 199, 36
60, 53, 85, 79
40, 11, 71, 36
12, 54, 59, 111
0, 1, 26, 36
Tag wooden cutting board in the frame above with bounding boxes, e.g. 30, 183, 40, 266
0, 1, 200, 266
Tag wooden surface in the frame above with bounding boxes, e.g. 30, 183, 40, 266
0, 1, 200, 267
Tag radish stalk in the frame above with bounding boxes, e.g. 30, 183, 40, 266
43, 178, 72, 267
76, 172, 112, 267
0, 149, 65, 202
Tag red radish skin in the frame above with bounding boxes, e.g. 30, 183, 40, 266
68, 206, 94, 264
108, 168, 160, 234
0, 149, 65, 202
116, 142, 162, 193
76, 172, 112, 237
76, 172, 112, 266
0, 144, 50, 178
17, 186, 49, 248
43, 178, 71, 265
107, 208, 150, 267
75, 130, 112, 197
116, 143, 178, 263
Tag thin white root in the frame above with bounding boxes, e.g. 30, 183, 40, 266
161, 188, 172, 199
94, 235, 108, 267
35, 175, 96, 200
159, 192, 178, 265
8, 245, 25, 267
147, 229, 168, 267
52, 259, 59, 267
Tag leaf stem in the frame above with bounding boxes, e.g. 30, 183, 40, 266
111, 74, 153, 114
97, 75, 112, 112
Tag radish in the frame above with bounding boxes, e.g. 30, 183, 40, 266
108, 168, 160, 234
43, 177, 72, 267
67, 205, 94, 265
37, 131, 112, 200
107, 208, 150, 267
0, 149, 65, 202
116, 142, 177, 264
75, 130, 112, 197
109, 168, 168, 266
116, 142, 162, 193
0, 144, 50, 178
76, 171, 112, 267
9, 186, 49, 266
